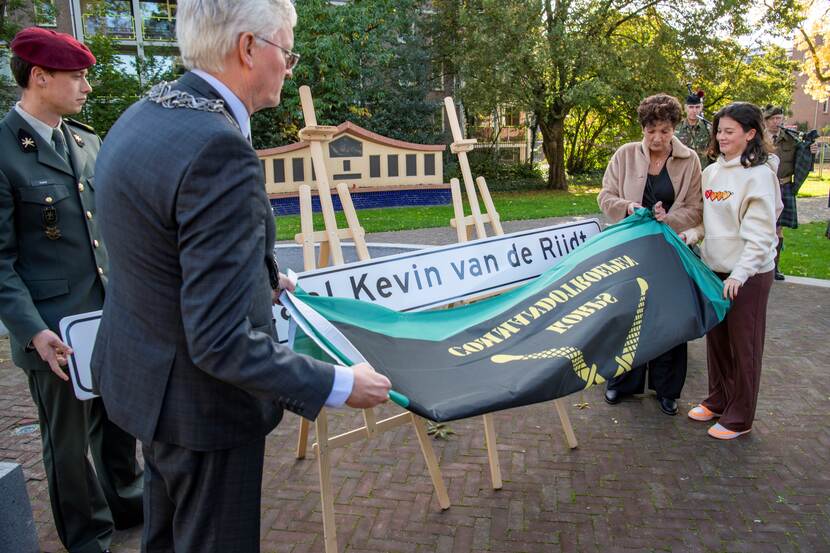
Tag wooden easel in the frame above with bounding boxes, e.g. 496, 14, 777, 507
292, 86, 450, 553
443, 96, 579, 451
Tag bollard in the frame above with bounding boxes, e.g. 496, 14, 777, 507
0, 462, 39, 553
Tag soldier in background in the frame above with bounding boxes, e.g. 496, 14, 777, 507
0, 28, 143, 553
763, 105, 819, 280
675, 88, 711, 168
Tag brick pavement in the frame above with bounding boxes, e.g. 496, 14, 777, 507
1, 218, 829, 553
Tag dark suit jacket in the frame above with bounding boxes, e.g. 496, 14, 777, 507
0, 109, 107, 373
91, 72, 335, 451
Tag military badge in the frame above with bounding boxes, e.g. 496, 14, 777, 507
71, 132, 85, 147
18, 129, 37, 153
42, 206, 62, 240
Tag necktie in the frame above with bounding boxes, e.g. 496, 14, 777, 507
52, 127, 68, 163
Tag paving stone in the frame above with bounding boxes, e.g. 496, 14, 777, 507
2, 217, 829, 552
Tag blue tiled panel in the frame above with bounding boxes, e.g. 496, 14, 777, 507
270, 188, 452, 216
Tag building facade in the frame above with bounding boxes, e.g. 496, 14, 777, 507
789, 44, 830, 133
3, 1, 178, 54
258, 121, 445, 195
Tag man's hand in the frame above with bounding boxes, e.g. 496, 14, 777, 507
723, 278, 741, 300
653, 201, 667, 221
809, 142, 819, 155
278, 272, 295, 293
346, 363, 391, 409
627, 202, 643, 215
272, 272, 296, 305
31, 329, 73, 381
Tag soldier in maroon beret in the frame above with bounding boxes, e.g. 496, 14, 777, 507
1, 27, 142, 553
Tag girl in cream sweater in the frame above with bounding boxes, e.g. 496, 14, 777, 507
679, 102, 782, 440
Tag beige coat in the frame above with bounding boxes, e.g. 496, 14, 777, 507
598, 136, 703, 233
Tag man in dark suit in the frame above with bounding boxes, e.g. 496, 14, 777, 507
91, 1, 391, 551
0, 28, 143, 553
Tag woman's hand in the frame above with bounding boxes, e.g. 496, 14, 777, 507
722, 278, 741, 300
653, 201, 667, 221
627, 202, 643, 215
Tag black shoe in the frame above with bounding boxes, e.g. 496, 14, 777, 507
774, 269, 785, 281
657, 397, 678, 416
604, 389, 621, 405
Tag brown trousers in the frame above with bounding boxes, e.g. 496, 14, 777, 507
702, 270, 774, 432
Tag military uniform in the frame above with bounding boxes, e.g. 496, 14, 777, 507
0, 108, 143, 553
676, 119, 711, 169
771, 130, 798, 228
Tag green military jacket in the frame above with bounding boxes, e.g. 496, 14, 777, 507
772, 130, 796, 181
0, 108, 108, 373
675, 119, 711, 169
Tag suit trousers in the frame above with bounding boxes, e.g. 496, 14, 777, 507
703, 270, 773, 432
27, 371, 144, 553
606, 342, 688, 399
141, 436, 266, 553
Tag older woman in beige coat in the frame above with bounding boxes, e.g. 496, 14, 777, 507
597, 93, 703, 415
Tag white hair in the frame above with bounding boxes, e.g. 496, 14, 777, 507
177, 0, 297, 72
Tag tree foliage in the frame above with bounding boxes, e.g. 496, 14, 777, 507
794, 0, 830, 100
82, 36, 180, 135
436, 0, 799, 189
252, 0, 441, 149
0, 0, 25, 113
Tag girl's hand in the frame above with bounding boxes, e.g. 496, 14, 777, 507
723, 278, 741, 300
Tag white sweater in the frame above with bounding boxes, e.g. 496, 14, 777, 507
684, 155, 782, 284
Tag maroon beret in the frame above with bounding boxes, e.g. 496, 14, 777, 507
11, 27, 96, 71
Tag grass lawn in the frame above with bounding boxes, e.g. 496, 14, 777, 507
798, 172, 830, 197
275, 185, 601, 240
781, 222, 830, 280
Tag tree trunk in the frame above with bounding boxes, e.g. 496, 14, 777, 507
540, 115, 568, 191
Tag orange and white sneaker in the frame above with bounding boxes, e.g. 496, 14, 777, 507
707, 423, 751, 440
687, 404, 721, 422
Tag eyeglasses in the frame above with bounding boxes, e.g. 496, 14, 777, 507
256, 36, 300, 70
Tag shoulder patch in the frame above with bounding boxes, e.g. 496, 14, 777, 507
65, 118, 95, 134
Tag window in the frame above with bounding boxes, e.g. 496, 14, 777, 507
429, 63, 444, 92
405, 154, 417, 176
141, 1, 177, 42
272, 159, 285, 183
81, 0, 135, 39
34, 0, 58, 27
424, 154, 436, 176
369, 155, 380, 178
503, 109, 522, 127
823, 100, 829, 114
292, 158, 304, 182
387, 155, 399, 177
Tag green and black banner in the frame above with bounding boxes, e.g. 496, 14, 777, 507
289, 210, 729, 422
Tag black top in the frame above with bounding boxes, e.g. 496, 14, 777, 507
641, 162, 675, 211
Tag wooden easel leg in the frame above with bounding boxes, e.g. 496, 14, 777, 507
296, 417, 310, 459
481, 414, 503, 489
554, 398, 579, 449
318, 241, 332, 269
410, 414, 451, 510
315, 409, 338, 553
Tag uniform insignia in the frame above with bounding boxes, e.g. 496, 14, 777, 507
71, 132, 85, 147
18, 129, 37, 152
42, 206, 61, 240
65, 118, 95, 134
